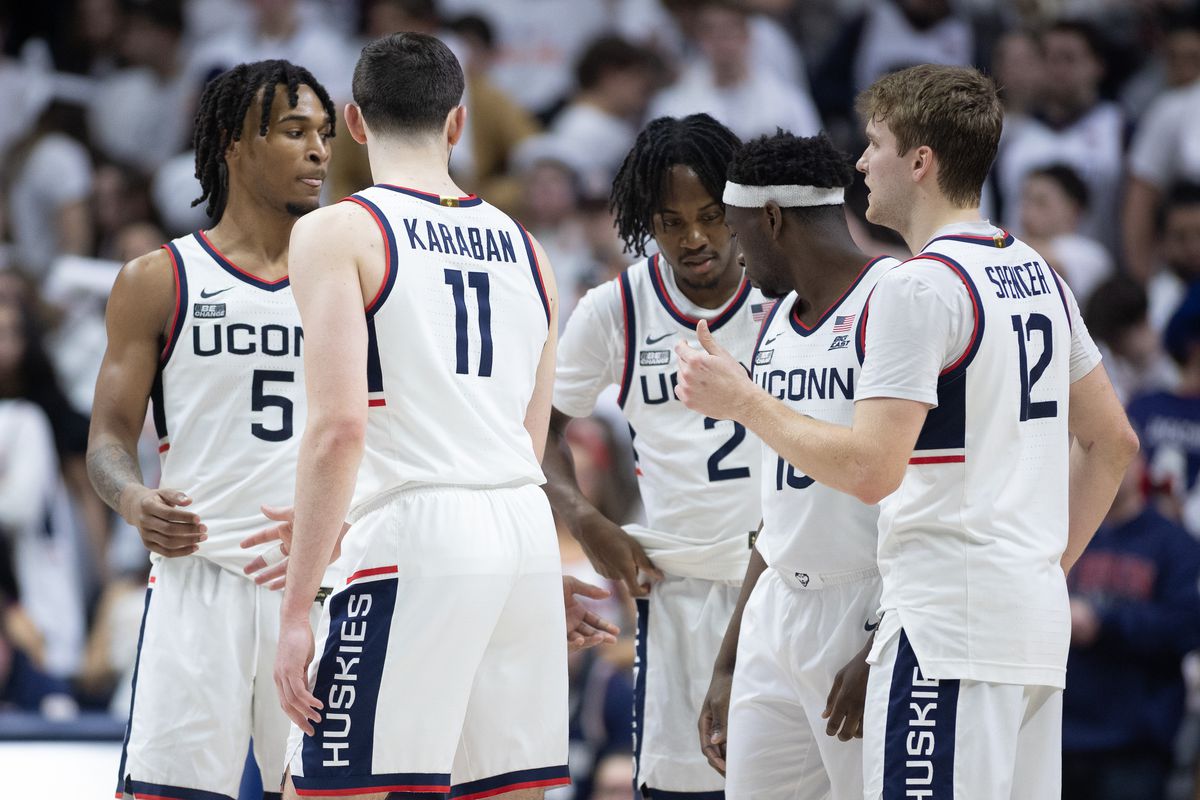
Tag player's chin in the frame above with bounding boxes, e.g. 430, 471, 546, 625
285, 197, 322, 218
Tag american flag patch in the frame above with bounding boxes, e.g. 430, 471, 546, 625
832, 314, 855, 332
751, 301, 776, 322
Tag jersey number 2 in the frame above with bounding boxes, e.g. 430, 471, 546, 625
1011, 313, 1058, 421
251, 370, 294, 442
445, 269, 493, 377
705, 417, 751, 482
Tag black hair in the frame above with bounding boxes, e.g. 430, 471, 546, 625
610, 114, 741, 257
575, 35, 653, 91
352, 32, 464, 138
1028, 163, 1090, 211
1168, 182, 1200, 211
120, 0, 184, 34
1084, 275, 1146, 346
447, 13, 494, 49
1044, 19, 1107, 61
726, 130, 855, 222
191, 59, 336, 221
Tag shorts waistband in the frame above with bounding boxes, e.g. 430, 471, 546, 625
348, 480, 538, 523
773, 564, 879, 590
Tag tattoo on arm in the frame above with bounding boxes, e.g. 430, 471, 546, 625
87, 441, 145, 514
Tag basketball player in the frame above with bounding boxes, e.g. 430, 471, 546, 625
545, 114, 767, 798
674, 65, 1138, 799
87, 61, 336, 800
272, 33, 567, 799
696, 131, 899, 800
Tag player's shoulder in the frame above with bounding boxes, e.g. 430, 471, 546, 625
116, 244, 175, 295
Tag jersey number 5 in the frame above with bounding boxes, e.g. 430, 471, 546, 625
1011, 313, 1058, 421
445, 269, 493, 377
251, 369, 294, 441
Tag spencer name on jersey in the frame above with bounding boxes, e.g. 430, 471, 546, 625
344, 185, 551, 518
983, 259, 1053, 301
153, 231, 306, 574
750, 257, 898, 576
400, 217, 518, 263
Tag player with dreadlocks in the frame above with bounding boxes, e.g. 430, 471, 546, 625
88, 59, 335, 800
689, 131, 899, 800
543, 113, 770, 799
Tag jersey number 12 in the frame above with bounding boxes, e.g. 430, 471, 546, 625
1011, 313, 1058, 421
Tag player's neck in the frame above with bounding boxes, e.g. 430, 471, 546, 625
367, 138, 465, 198
676, 258, 744, 310
788, 239, 868, 326
903, 201, 984, 255
204, 198, 293, 277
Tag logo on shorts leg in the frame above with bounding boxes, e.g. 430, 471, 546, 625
794, 572, 810, 587
322, 591, 373, 767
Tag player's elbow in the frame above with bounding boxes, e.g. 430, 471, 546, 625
1113, 421, 1140, 465
849, 461, 904, 506
310, 413, 367, 453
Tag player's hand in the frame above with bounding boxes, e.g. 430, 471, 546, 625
563, 575, 621, 651
822, 635, 873, 741
698, 666, 733, 775
120, 486, 206, 557
674, 320, 755, 421
242, 506, 348, 590
1070, 598, 1100, 646
274, 614, 321, 735
576, 513, 663, 598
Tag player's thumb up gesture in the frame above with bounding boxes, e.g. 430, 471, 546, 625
675, 319, 754, 421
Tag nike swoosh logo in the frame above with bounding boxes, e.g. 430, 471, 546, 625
200, 287, 233, 299
644, 333, 672, 345
762, 335, 779, 346
864, 618, 881, 632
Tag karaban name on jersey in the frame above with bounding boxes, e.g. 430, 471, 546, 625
343, 185, 550, 520
153, 231, 306, 575
751, 257, 899, 578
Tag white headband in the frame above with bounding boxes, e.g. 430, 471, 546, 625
722, 182, 845, 208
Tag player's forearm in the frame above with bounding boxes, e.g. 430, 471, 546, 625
712, 546, 767, 675
541, 420, 606, 538
738, 390, 887, 503
282, 420, 364, 620
1062, 436, 1139, 575
86, 436, 148, 519
1121, 179, 1160, 284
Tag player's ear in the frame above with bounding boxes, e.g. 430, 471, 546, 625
911, 145, 934, 184
446, 105, 467, 147
764, 200, 784, 241
345, 103, 368, 145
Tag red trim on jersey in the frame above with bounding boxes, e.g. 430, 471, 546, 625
650, 253, 750, 328
454, 777, 572, 800
908, 455, 965, 465
789, 258, 874, 331
913, 254, 981, 376
367, 398, 386, 407
133, 793, 183, 800
343, 196, 393, 313
160, 245, 182, 361
197, 230, 289, 285
379, 183, 478, 203
157, 443, 170, 453
148, 576, 156, 585
346, 565, 399, 584
520, 225, 551, 325
295, 784, 451, 797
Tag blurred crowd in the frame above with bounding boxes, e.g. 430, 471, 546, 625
3, 0, 1200, 797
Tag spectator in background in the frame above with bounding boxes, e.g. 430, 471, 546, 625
1086, 276, 1177, 404
996, 20, 1124, 248
648, 0, 821, 142
1148, 184, 1200, 333
1124, 13, 1200, 283
1062, 457, 1200, 800
86, 0, 195, 175
515, 36, 658, 200
1130, 281, 1200, 534
991, 27, 1044, 150
1019, 163, 1113, 307
516, 156, 595, 315
3, 101, 94, 278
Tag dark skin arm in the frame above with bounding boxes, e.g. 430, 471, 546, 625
542, 407, 662, 597
698, 544, 767, 775
822, 630, 874, 741
87, 249, 207, 557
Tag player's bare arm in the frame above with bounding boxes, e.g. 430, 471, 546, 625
522, 235, 560, 462
675, 320, 928, 504
275, 201, 375, 734
822, 631, 873, 742
88, 249, 207, 556
699, 542, 766, 776
1062, 363, 1140, 574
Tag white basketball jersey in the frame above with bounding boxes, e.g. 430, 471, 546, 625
865, 230, 1078, 688
751, 257, 898, 577
154, 232, 305, 574
344, 185, 548, 520
617, 254, 767, 571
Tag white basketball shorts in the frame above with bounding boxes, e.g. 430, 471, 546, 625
634, 574, 741, 798
724, 566, 881, 800
862, 614, 1062, 799
116, 554, 317, 800
286, 483, 570, 798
